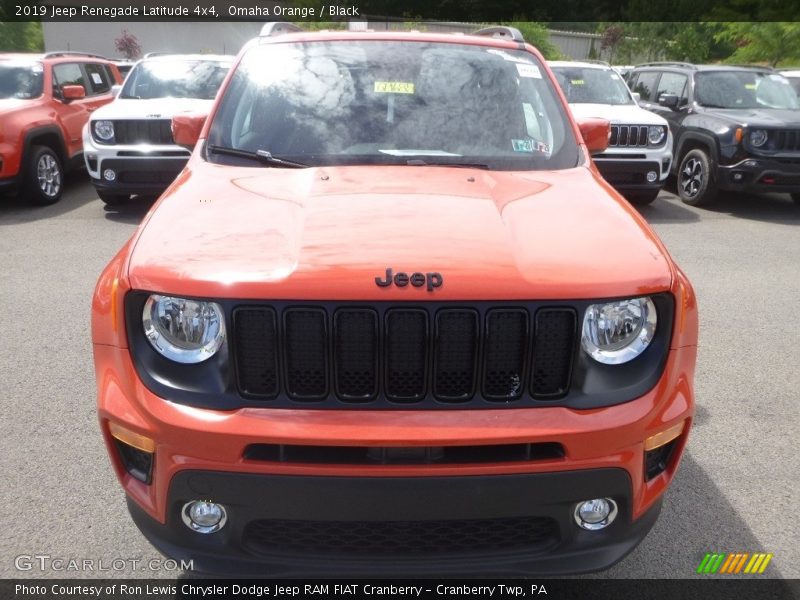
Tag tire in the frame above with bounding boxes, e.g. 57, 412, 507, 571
97, 189, 129, 206
625, 189, 660, 205
24, 145, 63, 205
677, 148, 717, 207
790, 193, 800, 205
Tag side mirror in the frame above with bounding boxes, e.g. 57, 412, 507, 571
632, 92, 641, 103
111, 84, 122, 98
658, 93, 680, 109
172, 112, 208, 148
577, 117, 610, 154
62, 84, 86, 101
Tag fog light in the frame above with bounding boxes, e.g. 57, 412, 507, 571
182, 501, 227, 534
103, 169, 116, 181
646, 171, 658, 183
574, 498, 618, 531
732, 172, 744, 181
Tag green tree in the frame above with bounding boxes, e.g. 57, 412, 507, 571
715, 22, 800, 67
504, 22, 562, 59
0, 21, 44, 52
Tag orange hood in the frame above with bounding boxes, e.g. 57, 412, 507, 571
127, 163, 674, 300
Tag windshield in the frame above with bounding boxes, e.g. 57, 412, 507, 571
786, 76, 800, 97
695, 71, 800, 109
0, 61, 43, 99
207, 41, 578, 171
121, 59, 231, 100
551, 66, 633, 105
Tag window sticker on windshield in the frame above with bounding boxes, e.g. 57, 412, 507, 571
486, 49, 535, 64
516, 63, 542, 79
570, 79, 585, 85
91, 72, 103, 85
769, 74, 790, 84
512, 139, 550, 153
374, 81, 415, 94
745, 83, 757, 90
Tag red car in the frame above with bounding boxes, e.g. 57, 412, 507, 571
0, 52, 121, 204
92, 25, 698, 576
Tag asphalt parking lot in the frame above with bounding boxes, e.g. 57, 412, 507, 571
0, 175, 798, 579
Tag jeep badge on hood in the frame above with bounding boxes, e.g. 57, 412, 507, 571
375, 268, 443, 291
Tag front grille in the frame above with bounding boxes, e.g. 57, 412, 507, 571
113, 119, 173, 145
243, 516, 559, 556
609, 125, 649, 147
233, 304, 578, 407
772, 129, 800, 152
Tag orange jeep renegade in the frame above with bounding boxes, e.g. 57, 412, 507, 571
0, 52, 121, 205
92, 25, 698, 576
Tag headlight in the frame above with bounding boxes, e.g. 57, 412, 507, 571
93, 120, 114, 142
648, 126, 666, 145
581, 297, 657, 364
749, 129, 768, 147
142, 295, 225, 364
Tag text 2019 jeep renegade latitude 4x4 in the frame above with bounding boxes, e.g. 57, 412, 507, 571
92, 26, 698, 576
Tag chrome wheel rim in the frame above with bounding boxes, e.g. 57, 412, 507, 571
680, 157, 703, 198
37, 153, 61, 198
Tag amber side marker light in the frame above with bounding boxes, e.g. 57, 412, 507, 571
109, 422, 155, 484
644, 421, 686, 481
109, 422, 156, 453
735, 128, 744, 143
644, 421, 685, 451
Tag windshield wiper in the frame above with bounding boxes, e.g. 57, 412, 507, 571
405, 159, 491, 169
208, 145, 308, 168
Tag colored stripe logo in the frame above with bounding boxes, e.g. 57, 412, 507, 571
697, 552, 774, 574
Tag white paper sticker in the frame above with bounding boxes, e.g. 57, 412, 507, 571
91, 72, 103, 85
769, 74, 790, 84
486, 48, 535, 64
516, 63, 542, 79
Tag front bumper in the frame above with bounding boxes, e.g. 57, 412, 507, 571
83, 134, 189, 196
95, 336, 695, 575
592, 138, 673, 192
128, 469, 662, 576
717, 156, 800, 193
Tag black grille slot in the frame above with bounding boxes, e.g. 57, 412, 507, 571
433, 310, 479, 401
244, 516, 558, 556
774, 129, 800, 152
233, 308, 278, 398
609, 126, 618, 146
385, 309, 428, 401
531, 309, 576, 398
113, 119, 174, 144
483, 309, 528, 401
638, 125, 648, 146
244, 442, 564, 464
284, 309, 328, 400
334, 309, 378, 402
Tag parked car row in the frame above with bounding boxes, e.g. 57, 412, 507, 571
4, 48, 800, 211
551, 59, 800, 207
0, 50, 233, 206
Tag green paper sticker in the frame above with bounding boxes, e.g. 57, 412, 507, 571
374, 81, 415, 94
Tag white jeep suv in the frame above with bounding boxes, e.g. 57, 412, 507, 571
549, 61, 673, 205
83, 54, 233, 205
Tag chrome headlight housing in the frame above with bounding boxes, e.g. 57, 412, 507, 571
142, 295, 225, 364
749, 129, 768, 147
647, 125, 667, 145
93, 120, 115, 142
581, 297, 657, 365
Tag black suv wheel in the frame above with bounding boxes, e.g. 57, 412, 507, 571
678, 149, 717, 207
